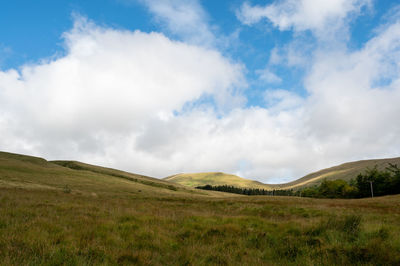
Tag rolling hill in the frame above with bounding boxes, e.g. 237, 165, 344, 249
0, 151, 229, 197
3, 150, 398, 192
165, 157, 400, 190
164, 172, 273, 189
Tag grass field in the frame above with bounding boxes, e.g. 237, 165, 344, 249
1, 151, 400, 265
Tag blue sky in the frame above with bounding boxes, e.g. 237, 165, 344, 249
1, 0, 400, 183
1, 0, 396, 107
0, 1, 365, 99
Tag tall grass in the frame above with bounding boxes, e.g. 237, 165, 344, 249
1, 152, 399, 265
1, 189, 399, 265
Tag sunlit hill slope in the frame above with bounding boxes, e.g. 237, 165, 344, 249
165, 157, 400, 190
164, 172, 273, 189
0, 151, 227, 197
274, 157, 400, 189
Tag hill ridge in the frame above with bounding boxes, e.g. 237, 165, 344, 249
0, 151, 223, 197
2, 150, 400, 191
166, 157, 400, 190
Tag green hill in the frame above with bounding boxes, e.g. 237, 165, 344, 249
164, 172, 273, 189
272, 157, 400, 190
0, 151, 227, 197
165, 157, 400, 190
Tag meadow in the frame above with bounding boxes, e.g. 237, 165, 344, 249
1, 152, 400, 265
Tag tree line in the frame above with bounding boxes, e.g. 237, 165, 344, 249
196, 164, 400, 199
195, 184, 296, 196
301, 164, 400, 198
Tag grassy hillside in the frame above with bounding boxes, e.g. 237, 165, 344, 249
1, 151, 400, 265
166, 157, 400, 191
165, 172, 272, 189
0, 151, 227, 198
272, 157, 400, 190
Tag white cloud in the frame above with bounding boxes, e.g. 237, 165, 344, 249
237, 0, 371, 36
304, 19, 400, 147
1, 9, 400, 184
0, 17, 245, 171
100, 107, 311, 182
268, 40, 312, 68
139, 0, 215, 47
264, 89, 304, 112
256, 67, 282, 84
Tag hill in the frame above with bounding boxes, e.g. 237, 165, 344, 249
165, 157, 400, 190
0, 151, 227, 197
272, 157, 400, 190
164, 172, 273, 189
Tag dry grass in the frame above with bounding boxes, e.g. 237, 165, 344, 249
1, 151, 400, 265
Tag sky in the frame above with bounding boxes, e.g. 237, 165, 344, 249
1, 0, 400, 183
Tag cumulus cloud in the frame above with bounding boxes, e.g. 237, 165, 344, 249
304, 19, 400, 150
1, 7, 400, 184
0, 17, 244, 170
101, 106, 311, 182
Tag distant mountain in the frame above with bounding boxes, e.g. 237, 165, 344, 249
164, 172, 273, 189
165, 157, 400, 190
